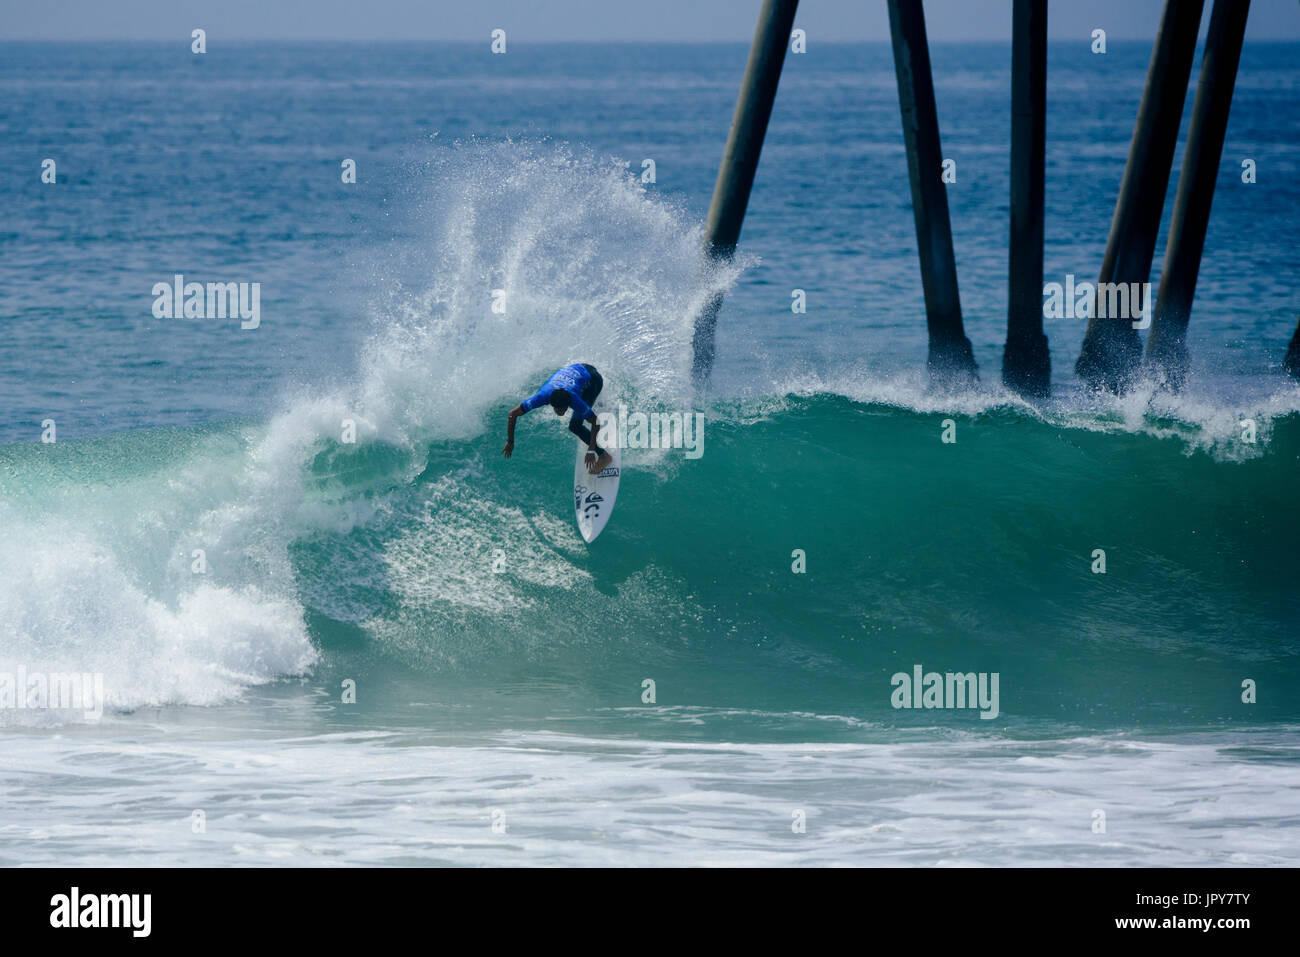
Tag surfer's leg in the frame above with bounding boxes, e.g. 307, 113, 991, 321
574, 366, 608, 469
568, 417, 606, 456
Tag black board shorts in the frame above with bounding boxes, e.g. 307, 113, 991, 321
580, 364, 603, 406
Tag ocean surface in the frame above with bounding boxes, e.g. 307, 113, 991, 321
0, 40, 1297, 866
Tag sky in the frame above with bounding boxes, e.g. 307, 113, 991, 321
4, 0, 1299, 42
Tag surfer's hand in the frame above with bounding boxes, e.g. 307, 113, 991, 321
502, 441, 514, 458
585, 451, 598, 473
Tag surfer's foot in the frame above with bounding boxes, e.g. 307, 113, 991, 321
587, 451, 612, 475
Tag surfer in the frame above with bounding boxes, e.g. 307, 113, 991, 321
503, 363, 613, 475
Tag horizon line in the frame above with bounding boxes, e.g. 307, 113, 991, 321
5, 36, 1300, 45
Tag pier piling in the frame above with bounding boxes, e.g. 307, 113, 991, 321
887, 0, 977, 387
1075, 0, 1204, 393
1285, 318, 1300, 379
1003, 0, 1051, 399
1145, 0, 1251, 390
691, 0, 800, 387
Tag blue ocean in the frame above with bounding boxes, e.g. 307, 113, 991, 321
0, 40, 1297, 865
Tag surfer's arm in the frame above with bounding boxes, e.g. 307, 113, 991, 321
503, 405, 524, 457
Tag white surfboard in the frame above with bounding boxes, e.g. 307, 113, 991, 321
573, 445, 621, 543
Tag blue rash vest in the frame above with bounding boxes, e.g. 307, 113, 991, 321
520, 364, 594, 420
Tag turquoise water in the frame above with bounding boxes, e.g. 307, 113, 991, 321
0, 42, 1297, 865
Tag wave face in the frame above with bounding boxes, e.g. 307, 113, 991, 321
294, 395, 1300, 725
2, 142, 1297, 729
4, 398, 1297, 728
